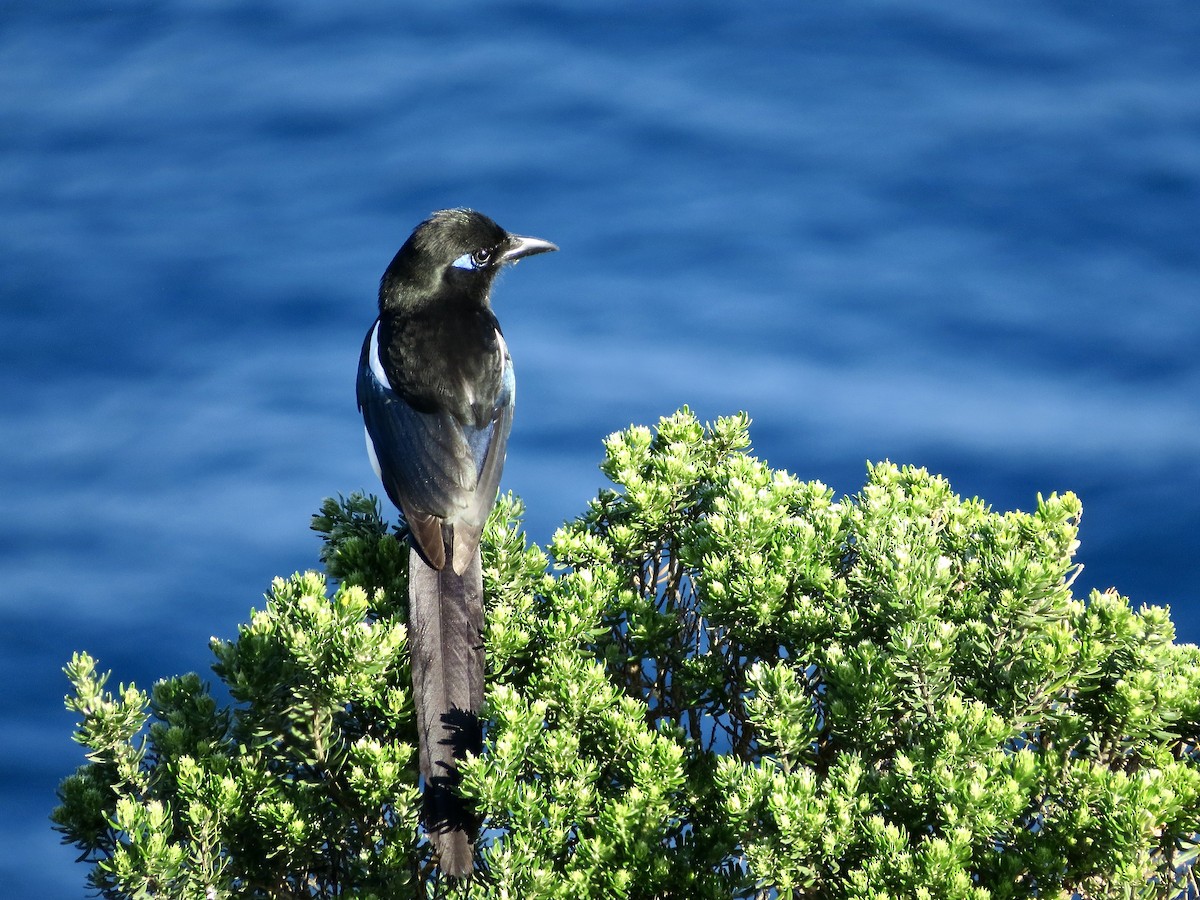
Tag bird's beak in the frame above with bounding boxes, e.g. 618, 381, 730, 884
501, 235, 558, 264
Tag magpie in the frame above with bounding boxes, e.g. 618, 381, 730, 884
357, 209, 556, 876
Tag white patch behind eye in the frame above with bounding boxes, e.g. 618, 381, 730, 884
368, 321, 390, 387
451, 252, 475, 270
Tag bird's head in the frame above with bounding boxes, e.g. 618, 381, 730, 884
380, 208, 557, 311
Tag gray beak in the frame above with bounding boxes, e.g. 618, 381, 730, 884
501, 234, 559, 264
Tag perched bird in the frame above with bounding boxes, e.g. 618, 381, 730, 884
357, 209, 556, 876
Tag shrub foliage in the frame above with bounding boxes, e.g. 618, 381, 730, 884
54, 409, 1200, 898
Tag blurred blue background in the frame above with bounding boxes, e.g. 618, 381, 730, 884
3, 2, 1197, 895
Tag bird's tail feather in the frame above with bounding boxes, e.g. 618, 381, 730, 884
408, 535, 484, 877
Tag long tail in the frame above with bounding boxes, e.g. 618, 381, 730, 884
407, 532, 484, 877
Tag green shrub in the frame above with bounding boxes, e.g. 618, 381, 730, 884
54, 409, 1200, 899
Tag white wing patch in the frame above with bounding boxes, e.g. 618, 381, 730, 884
368, 320, 390, 388
497, 329, 515, 403
364, 426, 383, 481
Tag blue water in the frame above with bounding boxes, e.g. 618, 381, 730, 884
3, 2, 1198, 895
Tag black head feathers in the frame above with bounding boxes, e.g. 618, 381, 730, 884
380, 209, 556, 310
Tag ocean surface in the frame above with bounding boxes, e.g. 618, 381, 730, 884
2, 2, 1198, 895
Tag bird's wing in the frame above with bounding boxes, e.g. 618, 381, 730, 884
357, 320, 513, 571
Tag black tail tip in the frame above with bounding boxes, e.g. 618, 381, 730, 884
430, 827, 475, 877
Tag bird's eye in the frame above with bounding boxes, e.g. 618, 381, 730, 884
450, 248, 492, 271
